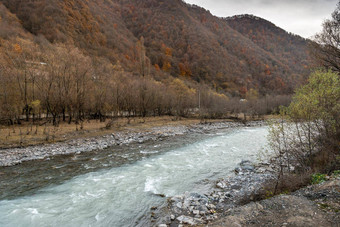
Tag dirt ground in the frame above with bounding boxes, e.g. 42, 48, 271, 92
0, 116, 238, 149
0, 114, 279, 149
209, 177, 340, 227
0, 116, 199, 149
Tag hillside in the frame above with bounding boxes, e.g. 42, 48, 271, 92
0, 0, 311, 95
226, 14, 311, 90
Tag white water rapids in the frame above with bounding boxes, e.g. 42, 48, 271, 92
0, 126, 269, 227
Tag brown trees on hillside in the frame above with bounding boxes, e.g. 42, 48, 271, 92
0, 30, 294, 126
0, 0, 311, 97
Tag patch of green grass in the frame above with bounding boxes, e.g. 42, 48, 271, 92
280, 190, 290, 195
332, 170, 340, 177
264, 190, 274, 199
311, 173, 327, 184
318, 203, 329, 209
318, 203, 340, 213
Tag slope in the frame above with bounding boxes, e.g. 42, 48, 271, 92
0, 0, 311, 96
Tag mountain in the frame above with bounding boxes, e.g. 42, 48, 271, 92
0, 0, 311, 96
225, 14, 310, 89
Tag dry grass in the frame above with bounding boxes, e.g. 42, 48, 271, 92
239, 172, 312, 205
0, 116, 225, 149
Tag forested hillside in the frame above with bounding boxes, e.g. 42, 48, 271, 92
0, 0, 311, 124
225, 14, 311, 92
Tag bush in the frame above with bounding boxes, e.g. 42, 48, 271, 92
332, 170, 340, 177
268, 70, 340, 174
311, 173, 327, 184
266, 69, 340, 200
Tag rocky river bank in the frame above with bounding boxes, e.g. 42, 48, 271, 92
152, 160, 277, 226
152, 162, 340, 227
210, 176, 340, 227
0, 121, 265, 167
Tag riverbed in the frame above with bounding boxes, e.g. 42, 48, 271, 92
0, 125, 269, 227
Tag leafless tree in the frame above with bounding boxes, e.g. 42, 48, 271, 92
311, 2, 340, 73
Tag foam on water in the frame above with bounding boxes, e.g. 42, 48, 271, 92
0, 126, 269, 227
140, 150, 160, 154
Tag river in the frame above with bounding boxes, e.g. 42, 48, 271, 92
0, 126, 269, 227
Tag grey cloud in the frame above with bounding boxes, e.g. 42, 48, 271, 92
185, 0, 338, 38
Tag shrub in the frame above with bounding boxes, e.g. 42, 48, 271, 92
268, 70, 340, 174
311, 173, 327, 184
332, 170, 340, 177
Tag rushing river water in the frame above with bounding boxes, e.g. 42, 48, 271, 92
0, 126, 269, 227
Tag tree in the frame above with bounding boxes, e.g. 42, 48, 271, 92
137, 36, 150, 77
268, 70, 340, 175
311, 2, 340, 73
289, 70, 340, 151
169, 78, 196, 116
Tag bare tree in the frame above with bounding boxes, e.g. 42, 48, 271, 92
311, 2, 340, 73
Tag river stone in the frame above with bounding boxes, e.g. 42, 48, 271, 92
231, 184, 242, 190
176, 215, 203, 225
242, 165, 255, 172
256, 167, 267, 173
173, 207, 182, 214
198, 205, 209, 212
199, 210, 207, 215
216, 203, 225, 210
217, 181, 227, 189
234, 167, 242, 174
239, 160, 253, 166
171, 195, 183, 203
159, 216, 171, 225
207, 203, 216, 210
189, 193, 208, 202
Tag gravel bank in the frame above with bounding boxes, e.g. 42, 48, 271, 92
0, 121, 265, 167
153, 164, 340, 227
152, 161, 277, 226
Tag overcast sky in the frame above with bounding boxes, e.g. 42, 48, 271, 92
184, 0, 338, 38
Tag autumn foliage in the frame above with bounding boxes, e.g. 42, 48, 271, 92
0, 0, 311, 124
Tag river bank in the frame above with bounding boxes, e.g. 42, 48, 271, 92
152, 160, 277, 226
153, 163, 340, 227
210, 175, 340, 227
4, 118, 332, 227
1, 123, 271, 227
0, 120, 265, 167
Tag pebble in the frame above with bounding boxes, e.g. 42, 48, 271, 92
0, 121, 265, 167
153, 160, 276, 226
